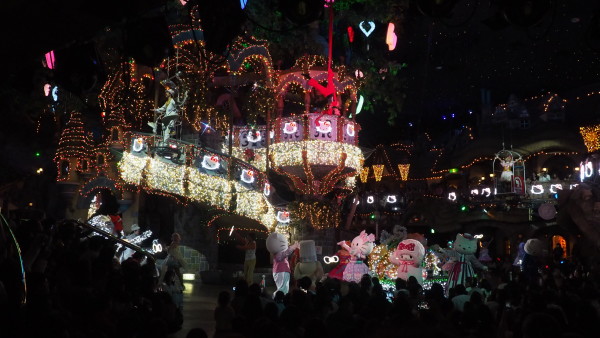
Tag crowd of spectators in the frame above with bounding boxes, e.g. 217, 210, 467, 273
0, 218, 186, 338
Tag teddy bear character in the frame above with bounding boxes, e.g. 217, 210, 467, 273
338, 230, 375, 283
293, 240, 324, 289
438, 233, 488, 294
389, 239, 425, 285
266, 232, 299, 297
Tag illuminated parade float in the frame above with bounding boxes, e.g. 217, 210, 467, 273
49, 2, 600, 287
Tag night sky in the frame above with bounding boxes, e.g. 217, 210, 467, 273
2, 0, 600, 144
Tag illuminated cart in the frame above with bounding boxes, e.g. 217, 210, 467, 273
493, 149, 525, 195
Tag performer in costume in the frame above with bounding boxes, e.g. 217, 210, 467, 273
478, 237, 494, 263
328, 241, 351, 280
436, 233, 488, 295
389, 239, 426, 285
266, 232, 299, 297
339, 230, 375, 283
294, 240, 324, 289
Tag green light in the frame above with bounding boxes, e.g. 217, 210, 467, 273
430, 229, 435, 234
460, 205, 468, 212
370, 213, 376, 219
448, 168, 458, 173
35, 152, 41, 157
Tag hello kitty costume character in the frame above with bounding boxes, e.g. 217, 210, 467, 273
266, 233, 299, 297
339, 230, 375, 283
389, 239, 425, 285
439, 233, 487, 294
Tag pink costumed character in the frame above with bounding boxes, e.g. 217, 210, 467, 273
339, 230, 375, 283
266, 233, 299, 297
389, 239, 426, 285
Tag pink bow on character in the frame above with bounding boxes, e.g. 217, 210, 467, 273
399, 260, 412, 273
397, 243, 415, 251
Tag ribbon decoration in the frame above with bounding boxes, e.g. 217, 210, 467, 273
397, 242, 415, 251
399, 260, 412, 273
323, 255, 340, 264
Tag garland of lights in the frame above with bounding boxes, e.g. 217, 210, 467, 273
288, 200, 340, 230
118, 152, 276, 228
368, 244, 398, 280
269, 140, 363, 171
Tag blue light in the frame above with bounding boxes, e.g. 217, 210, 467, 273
442, 115, 446, 120
468, 110, 473, 115
408, 122, 413, 127
451, 113, 455, 118
240, 0, 248, 9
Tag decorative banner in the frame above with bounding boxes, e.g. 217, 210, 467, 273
386, 22, 397, 51
372, 164, 384, 181
359, 167, 369, 183
359, 21, 376, 37
323, 255, 339, 264
398, 164, 410, 181
513, 174, 525, 195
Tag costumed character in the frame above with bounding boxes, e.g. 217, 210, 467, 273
328, 241, 351, 280
521, 238, 544, 284
499, 155, 515, 182
339, 230, 375, 283
478, 238, 493, 263
148, 78, 187, 144
266, 232, 299, 297
293, 240, 324, 288
513, 241, 526, 268
497, 154, 516, 193
389, 239, 426, 285
437, 233, 488, 294
119, 224, 141, 262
